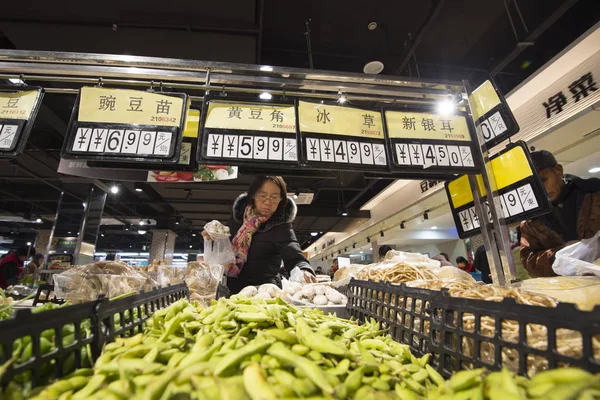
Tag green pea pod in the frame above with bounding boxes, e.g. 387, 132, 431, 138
296, 319, 347, 356
273, 369, 296, 386
18, 342, 32, 363
179, 337, 223, 368
143, 370, 178, 400
356, 341, 378, 372
448, 368, 485, 392
330, 359, 350, 376
214, 339, 271, 376
158, 315, 182, 343
261, 329, 298, 345
243, 362, 277, 400
425, 365, 445, 387
267, 343, 335, 395
143, 347, 159, 363
395, 384, 424, 400
71, 374, 106, 400
344, 366, 365, 393
235, 312, 273, 323
174, 362, 212, 384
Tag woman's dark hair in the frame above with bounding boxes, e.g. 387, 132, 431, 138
379, 245, 393, 258
456, 256, 468, 265
248, 175, 288, 215
439, 252, 450, 261
515, 225, 522, 243
33, 253, 44, 263
15, 246, 34, 258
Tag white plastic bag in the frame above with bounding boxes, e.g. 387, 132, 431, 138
289, 267, 305, 283
552, 231, 600, 276
204, 238, 235, 266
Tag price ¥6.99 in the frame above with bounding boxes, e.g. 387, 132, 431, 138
71, 127, 173, 156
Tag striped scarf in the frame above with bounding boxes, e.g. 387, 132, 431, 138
229, 205, 269, 277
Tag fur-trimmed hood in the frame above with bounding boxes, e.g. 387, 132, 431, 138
232, 193, 297, 232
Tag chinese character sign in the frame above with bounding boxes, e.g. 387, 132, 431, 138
0, 90, 41, 120
77, 87, 184, 127
543, 72, 598, 119
298, 101, 384, 139
385, 111, 471, 141
204, 102, 296, 133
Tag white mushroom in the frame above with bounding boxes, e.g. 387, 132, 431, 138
312, 294, 328, 305
325, 288, 343, 304
239, 286, 258, 298
258, 283, 281, 298
301, 285, 315, 300
254, 292, 272, 300
313, 285, 327, 296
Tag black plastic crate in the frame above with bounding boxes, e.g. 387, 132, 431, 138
0, 283, 189, 390
428, 292, 600, 377
345, 278, 600, 377
32, 284, 65, 306
95, 283, 189, 350
215, 282, 230, 300
346, 279, 435, 356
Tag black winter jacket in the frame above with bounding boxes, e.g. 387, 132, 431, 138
225, 194, 312, 294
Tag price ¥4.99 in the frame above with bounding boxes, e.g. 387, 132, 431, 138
305, 138, 386, 166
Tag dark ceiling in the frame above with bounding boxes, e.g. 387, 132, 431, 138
0, 0, 599, 253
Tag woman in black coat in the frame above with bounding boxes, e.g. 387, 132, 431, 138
203, 175, 315, 294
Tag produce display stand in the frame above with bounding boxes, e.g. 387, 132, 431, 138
0, 283, 188, 389
345, 278, 600, 377
32, 284, 65, 306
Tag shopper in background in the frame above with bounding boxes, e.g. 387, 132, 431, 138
203, 175, 315, 294
456, 256, 474, 273
432, 254, 453, 267
520, 150, 600, 277
315, 267, 323, 275
512, 227, 531, 281
27, 253, 44, 276
474, 246, 492, 284
378, 245, 393, 260
0, 246, 35, 289
439, 252, 450, 262
330, 259, 339, 278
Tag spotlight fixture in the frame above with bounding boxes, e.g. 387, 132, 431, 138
341, 208, 348, 217
146, 219, 151, 225
137, 230, 146, 235
293, 192, 299, 199
380, 230, 384, 237
345, 247, 347, 252
436, 97, 456, 116
189, 245, 193, 248
139, 220, 145, 226
400, 221, 406, 229
259, 92, 272, 100
192, 233, 197, 237
367, 237, 371, 243
311, 232, 318, 237
259, 65, 274, 72
100, 232, 105, 237
175, 217, 181, 225
353, 243, 356, 249
337, 90, 347, 104
135, 182, 143, 192
35, 217, 42, 223
125, 224, 130, 231
367, 21, 378, 30
110, 185, 119, 194
27, 242, 32, 246
423, 211, 429, 220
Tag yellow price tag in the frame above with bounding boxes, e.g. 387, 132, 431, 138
205, 102, 296, 133
298, 101, 384, 139
385, 110, 471, 142
0, 90, 41, 120
469, 80, 501, 121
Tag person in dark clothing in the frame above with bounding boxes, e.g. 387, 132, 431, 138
520, 150, 600, 277
474, 246, 492, 284
378, 245, 393, 260
203, 176, 315, 294
0, 246, 35, 289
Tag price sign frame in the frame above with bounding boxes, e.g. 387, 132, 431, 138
298, 100, 390, 172
88, 108, 199, 172
382, 105, 481, 175
0, 85, 44, 159
445, 141, 551, 239
61, 88, 187, 164
197, 95, 300, 169
469, 79, 520, 148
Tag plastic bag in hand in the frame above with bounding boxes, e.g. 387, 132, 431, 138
289, 267, 305, 283
204, 238, 236, 266
552, 231, 600, 276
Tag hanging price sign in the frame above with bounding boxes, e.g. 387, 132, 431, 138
445, 141, 551, 238
384, 107, 480, 174
199, 98, 299, 167
298, 101, 388, 171
0, 85, 44, 159
62, 87, 186, 164
469, 79, 519, 148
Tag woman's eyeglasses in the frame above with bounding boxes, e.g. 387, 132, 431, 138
256, 193, 281, 203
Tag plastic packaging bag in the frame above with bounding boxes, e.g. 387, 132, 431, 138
552, 231, 600, 277
289, 267, 305, 283
185, 262, 225, 307
516, 276, 600, 311
204, 238, 235, 266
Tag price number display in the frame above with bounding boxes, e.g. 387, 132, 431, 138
445, 142, 551, 238
0, 87, 44, 158
299, 101, 388, 171
469, 79, 519, 148
384, 108, 480, 174
62, 88, 186, 164
200, 100, 298, 166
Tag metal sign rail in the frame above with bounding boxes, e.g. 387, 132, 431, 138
0, 50, 535, 286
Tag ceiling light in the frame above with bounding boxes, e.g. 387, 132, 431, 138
437, 98, 456, 116
369, 248, 373, 251
400, 221, 406, 229
135, 182, 143, 192
138, 230, 146, 235
27, 242, 32, 246
259, 92, 272, 100
189, 245, 193, 248
35, 218, 42, 223
311, 232, 318, 237
380, 231, 384, 237
175, 217, 181, 225
260, 66, 274, 72
320, 232, 323, 234
367, 21, 378, 30
337, 90, 347, 104
341, 208, 348, 217
192, 233, 197, 237
100, 232, 105, 237
589, 167, 600, 174
360, 251, 364, 254
9, 78, 25, 85
125, 224, 130, 231
129, 245, 133, 248
423, 211, 429, 220
293, 192, 299, 199
63, 251, 67, 254
367, 237, 371, 243
139, 220, 145, 226
110, 185, 119, 194
353, 243, 356, 249
431, 226, 438, 230
68, 231, 72, 234
82, 202, 87, 208
363, 61, 384, 75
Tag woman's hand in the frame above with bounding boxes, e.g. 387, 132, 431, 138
201, 230, 214, 242
303, 270, 317, 283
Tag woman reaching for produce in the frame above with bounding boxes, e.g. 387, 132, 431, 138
203, 175, 316, 294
